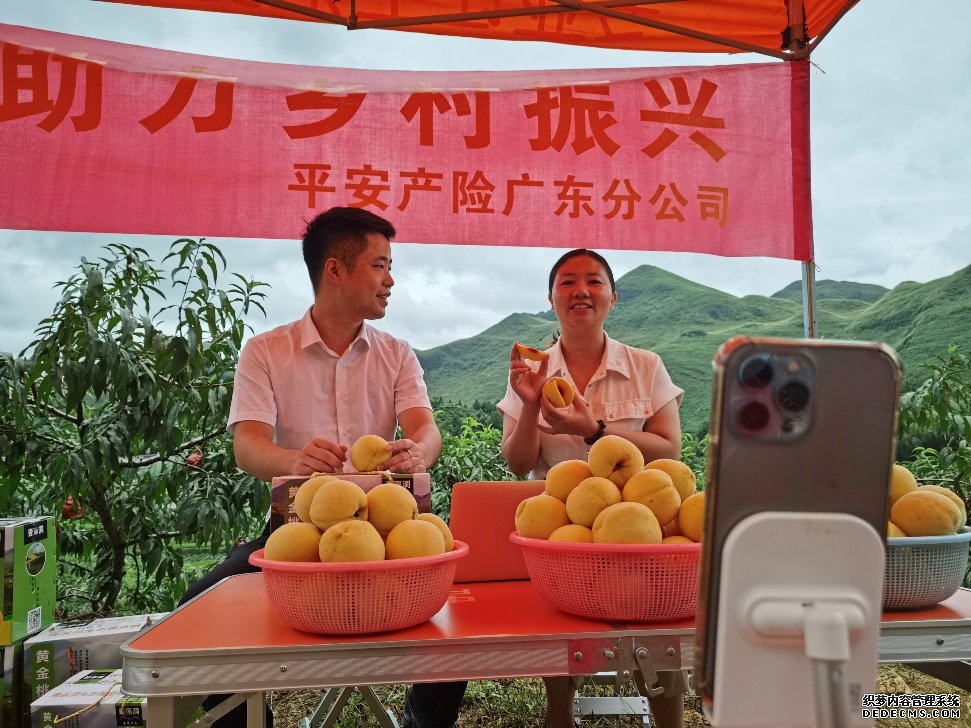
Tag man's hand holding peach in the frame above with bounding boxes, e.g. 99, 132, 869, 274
387, 439, 425, 473
288, 438, 347, 475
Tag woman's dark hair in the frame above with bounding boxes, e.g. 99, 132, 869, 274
548, 249, 616, 294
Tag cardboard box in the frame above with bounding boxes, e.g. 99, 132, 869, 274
1, 517, 56, 646
2, 640, 25, 728
31, 669, 144, 728
23, 614, 166, 708
271, 473, 431, 529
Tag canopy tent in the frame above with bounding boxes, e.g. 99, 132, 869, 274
99, 0, 854, 59
5, 0, 857, 334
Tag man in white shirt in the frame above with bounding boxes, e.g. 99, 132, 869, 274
183, 207, 461, 728
230, 207, 440, 479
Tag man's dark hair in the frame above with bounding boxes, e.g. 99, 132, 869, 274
302, 207, 396, 294
548, 248, 616, 294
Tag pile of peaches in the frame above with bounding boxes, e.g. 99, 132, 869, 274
515, 440, 705, 545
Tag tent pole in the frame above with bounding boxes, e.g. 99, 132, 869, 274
789, 2, 816, 339
802, 260, 817, 338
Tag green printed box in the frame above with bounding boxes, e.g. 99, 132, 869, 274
1, 517, 56, 646
23, 614, 166, 709
271, 473, 431, 529
31, 669, 145, 728
2, 640, 25, 728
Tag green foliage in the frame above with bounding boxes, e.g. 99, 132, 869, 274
431, 397, 502, 434
0, 240, 270, 615
429, 415, 520, 521
898, 345, 971, 513
680, 431, 709, 487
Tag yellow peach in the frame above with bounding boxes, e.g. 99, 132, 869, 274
515, 342, 549, 361
542, 377, 575, 408
916, 485, 966, 531
544, 459, 593, 502
264, 522, 322, 562
661, 535, 695, 545
515, 494, 571, 539
366, 483, 419, 538
549, 524, 594, 543
678, 491, 706, 542
592, 502, 662, 545
417, 512, 455, 551
891, 490, 961, 537
319, 520, 385, 562
350, 434, 390, 472
888, 463, 918, 507
385, 519, 447, 559
886, 522, 906, 538
293, 474, 338, 524
622, 469, 681, 527
309, 479, 369, 532
565, 476, 622, 528
587, 435, 644, 488
644, 459, 697, 502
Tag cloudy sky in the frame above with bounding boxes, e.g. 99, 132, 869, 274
2, 1, 969, 354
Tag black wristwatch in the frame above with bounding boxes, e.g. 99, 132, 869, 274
584, 419, 607, 445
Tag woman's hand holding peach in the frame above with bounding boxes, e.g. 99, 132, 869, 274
509, 342, 549, 406
538, 392, 598, 437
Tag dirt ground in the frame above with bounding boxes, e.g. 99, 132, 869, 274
267, 664, 970, 727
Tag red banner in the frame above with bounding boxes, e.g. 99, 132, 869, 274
0, 24, 812, 260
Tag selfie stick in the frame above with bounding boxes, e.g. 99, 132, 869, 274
708, 511, 885, 728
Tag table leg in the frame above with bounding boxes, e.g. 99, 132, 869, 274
359, 686, 401, 728
247, 691, 266, 727
144, 696, 176, 728
315, 687, 354, 727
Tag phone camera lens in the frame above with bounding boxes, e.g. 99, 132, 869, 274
737, 401, 770, 431
777, 380, 811, 412
739, 356, 773, 388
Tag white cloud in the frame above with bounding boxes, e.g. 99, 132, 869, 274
2, 0, 970, 354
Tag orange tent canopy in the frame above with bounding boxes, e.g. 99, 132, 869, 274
98, 0, 855, 59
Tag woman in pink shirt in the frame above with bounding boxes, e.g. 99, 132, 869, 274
498, 248, 686, 728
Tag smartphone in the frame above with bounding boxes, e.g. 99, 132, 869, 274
694, 336, 902, 710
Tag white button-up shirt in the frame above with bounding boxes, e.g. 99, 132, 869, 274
497, 336, 683, 479
228, 309, 430, 470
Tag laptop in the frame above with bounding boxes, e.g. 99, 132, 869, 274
448, 480, 545, 583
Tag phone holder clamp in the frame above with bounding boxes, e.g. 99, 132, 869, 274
709, 511, 885, 728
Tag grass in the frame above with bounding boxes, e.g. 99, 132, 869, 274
270, 677, 669, 728
268, 665, 971, 727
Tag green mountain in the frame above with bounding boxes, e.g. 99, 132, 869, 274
771, 279, 889, 304
416, 264, 971, 434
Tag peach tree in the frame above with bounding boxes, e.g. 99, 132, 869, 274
429, 415, 518, 520
0, 240, 270, 614
899, 345, 971, 516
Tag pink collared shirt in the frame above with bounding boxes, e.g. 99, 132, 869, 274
497, 336, 684, 480
228, 309, 431, 470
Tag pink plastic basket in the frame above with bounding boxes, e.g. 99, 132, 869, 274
510, 533, 700, 622
249, 541, 468, 635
